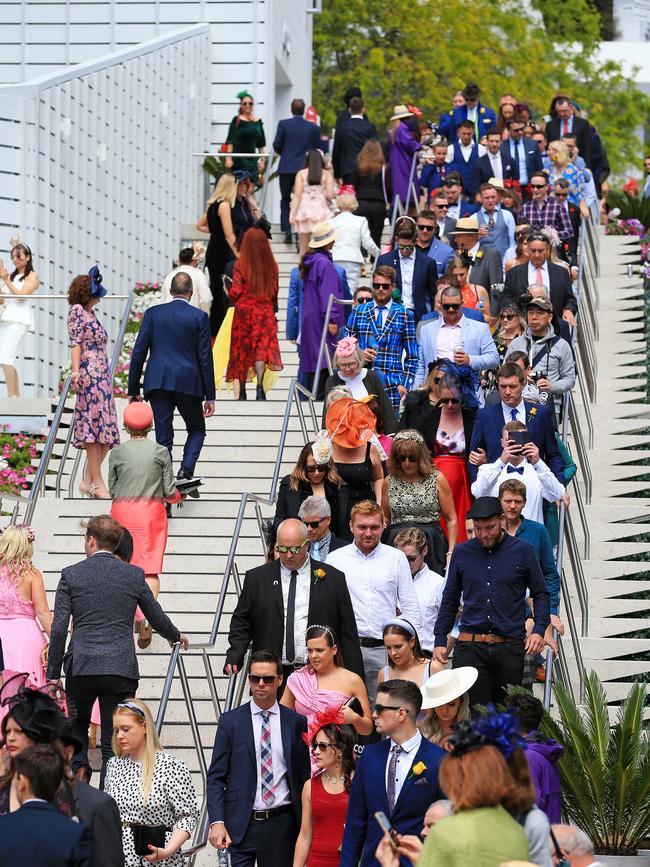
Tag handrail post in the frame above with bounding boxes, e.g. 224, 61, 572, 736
404, 153, 418, 214
156, 642, 180, 735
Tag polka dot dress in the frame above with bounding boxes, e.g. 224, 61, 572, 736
105, 752, 198, 866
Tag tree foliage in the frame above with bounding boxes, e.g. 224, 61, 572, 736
313, 0, 646, 172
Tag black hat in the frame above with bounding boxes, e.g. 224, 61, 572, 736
343, 86, 362, 105
462, 83, 481, 100
0, 673, 67, 744
59, 719, 84, 756
466, 497, 503, 520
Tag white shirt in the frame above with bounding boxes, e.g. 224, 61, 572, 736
385, 731, 422, 804
446, 142, 485, 163
412, 565, 446, 653
280, 559, 311, 664
488, 151, 503, 179
509, 138, 529, 184
160, 266, 212, 313
250, 700, 290, 810
399, 250, 416, 309
326, 543, 422, 639
528, 260, 550, 289
340, 367, 369, 400
436, 316, 464, 361
502, 399, 526, 425
471, 457, 565, 523
374, 300, 392, 328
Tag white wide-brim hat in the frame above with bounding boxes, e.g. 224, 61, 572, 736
420, 667, 478, 709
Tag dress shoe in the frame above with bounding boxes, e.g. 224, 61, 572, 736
256, 385, 266, 401
79, 480, 94, 498
135, 619, 152, 649
284, 232, 292, 244
238, 385, 247, 400
176, 467, 192, 480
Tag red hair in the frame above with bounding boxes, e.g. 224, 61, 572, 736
236, 228, 279, 299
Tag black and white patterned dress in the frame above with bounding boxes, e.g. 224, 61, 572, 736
105, 752, 198, 866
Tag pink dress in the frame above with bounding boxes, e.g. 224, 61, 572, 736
287, 667, 349, 772
290, 169, 334, 234
0, 566, 47, 688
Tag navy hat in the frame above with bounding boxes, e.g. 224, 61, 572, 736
88, 265, 107, 298
466, 497, 503, 520
232, 169, 252, 182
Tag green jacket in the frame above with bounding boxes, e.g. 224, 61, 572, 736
418, 805, 529, 867
108, 437, 178, 499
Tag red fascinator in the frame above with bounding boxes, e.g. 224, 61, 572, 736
301, 705, 345, 746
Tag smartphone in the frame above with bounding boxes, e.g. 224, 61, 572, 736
345, 696, 363, 716
509, 430, 528, 448
374, 811, 399, 850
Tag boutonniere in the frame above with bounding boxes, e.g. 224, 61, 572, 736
480, 107, 486, 115
407, 761, 427, 781
475, 250, 484, 261
313, 568, 326, 586
528, 406, 538, 421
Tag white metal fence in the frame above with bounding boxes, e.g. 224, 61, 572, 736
0, 23, 210, 397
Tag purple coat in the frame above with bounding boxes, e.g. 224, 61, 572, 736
525, 731, 564, 824
299, 251, 345, 373
389, 121, 421, 205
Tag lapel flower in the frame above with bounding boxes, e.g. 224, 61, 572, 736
528, 406, 538, 420
407, 761, 427, 781
480, 107, 486, 115
313, 568, 326, 586
475, 250, 484, 261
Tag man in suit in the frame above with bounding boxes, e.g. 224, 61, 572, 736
46, 515, 188, 781
297, 495, 347, 560
225, 519, 364, 682
207, 650, 310, 867
446, 120, 485, 198
430, 192, 456, 241
501, 117, 543, 192
446, 81, 497, 144
442, 174, 477, 221
339, 679, 446, 867
501, 233, 577, 325
552, 178, 581, 263
415, 209, 454, 276
345, 266, 419, 415
415, 286, 499, 389
273, 98, 322, 243
332, 96, 377, 183
447, 216, 504, 297
375, 224, 437, 325
476, 182, 515, 261
128, 271, 215, 482
545, 96, 593, 168
472, 130, 516, 192
468, 361, 565, 485
0, 744, 92, 867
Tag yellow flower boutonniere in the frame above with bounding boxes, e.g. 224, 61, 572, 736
475, 250, 484, 261
480, 107, 486, 115
313, 568, 326, 586
528, 407, 538, 420
407, 761, 427, 782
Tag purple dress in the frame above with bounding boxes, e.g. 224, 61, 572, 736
68, 304, 120, 448
299, 251, 345, 375
389, 121, 422, 205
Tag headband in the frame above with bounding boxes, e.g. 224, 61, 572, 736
383, 618, 416, 637
117, 701, 145, 718
394, 429, 424, 445
306, 624, 336, 643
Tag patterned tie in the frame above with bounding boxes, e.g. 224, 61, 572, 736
260, 712, 275, 806
510, 408, 519, 422
386, 744, 402, 814
312, 541, 322, 562
488, 212, 495, 230
376, 306, 386, 330
285, 569, 298, 663
507, 465, 524, 475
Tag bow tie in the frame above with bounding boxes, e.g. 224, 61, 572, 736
507, 465, 524, 475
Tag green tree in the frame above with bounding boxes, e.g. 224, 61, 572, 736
313, 0, 646, 172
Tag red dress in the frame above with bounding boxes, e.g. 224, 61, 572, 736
433, 427, 472, 542
307, 773, 349, 866
225, 267, 283, 382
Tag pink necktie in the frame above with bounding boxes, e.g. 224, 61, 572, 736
536, 267, 543, 284
563, 119, 569, 136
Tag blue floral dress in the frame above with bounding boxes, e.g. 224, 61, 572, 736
68, 304, 120, 448
549, 163, 584, 208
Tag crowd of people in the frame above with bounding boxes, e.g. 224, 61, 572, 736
0, 81, 609, 867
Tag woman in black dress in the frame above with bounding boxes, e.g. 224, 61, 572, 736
351, 139, 393, 248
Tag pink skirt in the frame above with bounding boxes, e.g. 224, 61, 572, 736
0, 616, 47, 687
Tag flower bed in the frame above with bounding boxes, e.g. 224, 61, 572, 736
0, 425, 43, 495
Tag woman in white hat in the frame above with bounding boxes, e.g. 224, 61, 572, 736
388, 106, 422, 207
418, 667, 478, 750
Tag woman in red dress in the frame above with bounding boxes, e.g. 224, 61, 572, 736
293, 708, 355, 867
225, 227, 283, 400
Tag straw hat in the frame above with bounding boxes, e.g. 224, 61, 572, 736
390, 105, 414, 121
309, 222, 339, 249
123, 402, 154, 430
488, 177, 505, 191
325, 397, 376, 449
420, 667, 478, 709
447, 216, 480, 235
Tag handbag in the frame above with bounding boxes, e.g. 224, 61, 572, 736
131, 823, 170, 857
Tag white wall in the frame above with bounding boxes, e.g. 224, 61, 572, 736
613, 0, 650, 40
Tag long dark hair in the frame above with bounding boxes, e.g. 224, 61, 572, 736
382, 619, 426, 662
305, 149, 324, 185
306, 624, 344, 668
317, 722, 356, 790
10, 244, 34, 281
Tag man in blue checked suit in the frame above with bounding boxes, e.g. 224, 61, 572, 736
339, 680, 445, 867
345, 266, 418, 415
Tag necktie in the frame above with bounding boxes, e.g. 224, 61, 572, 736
536, 266, 543, 284
260, 712, 275, 805
510, 408, 519, 422
563, 119, 569, 136
376, 306, 386, 330
285, 569, 298, 663
312, 541, 322, 562
507, 465, 524, 475
387, 744, 402, 813
488, 212, 495, 229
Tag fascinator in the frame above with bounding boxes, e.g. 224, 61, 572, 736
17, 524, 36, 543
325, 398, 376, 449
237, 90, 253, 101
301, 705, 345, 746
447, 719, 487, 757
337, 184, 357, 197
335, 336, 359, 358
540, 225, 560, 249
433, 358, 480, 409
394, 429, 424, 445
88, 265, 107, 298
232, 169, 253, 182
312, 430, 333, 465
0, 673, 68, 744
473, 705, 527, 759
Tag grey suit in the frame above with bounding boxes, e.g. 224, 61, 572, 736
469, 246, 504, 297
73, 782, 124, 867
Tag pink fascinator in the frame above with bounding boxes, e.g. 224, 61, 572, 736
301, 705, 345, 746
18, 524, 36, 543
335, 336, 359, 358
338, 184, 357, 197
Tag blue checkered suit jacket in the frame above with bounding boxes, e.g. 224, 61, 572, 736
345, 301, 418, 413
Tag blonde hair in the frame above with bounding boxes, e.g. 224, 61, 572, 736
112, 698, 162, 803
418, 693, 471, 745
548, 139, 569, 166
207, 173, 237, 206
0, 525, 34, 585
325, 385, 353, 410
336, 193, 358, 212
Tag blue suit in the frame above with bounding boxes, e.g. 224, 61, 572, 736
375, 248, 437, 324
339, 736, 445, 867
128, 298, 215, 475
443, 102, 497, 143
415, 314, 499, 387
423, 237, 454, 276
273, 115, 323, 232
469, 400, 565, 485
447, 141, 481, 197
500, 139, 543, 185
0, 800, 92, 866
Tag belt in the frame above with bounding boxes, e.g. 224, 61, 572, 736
457, 632, 513, 644
359, 637, 384, 648
282, 662, 306, 671
252, 804, 293, 821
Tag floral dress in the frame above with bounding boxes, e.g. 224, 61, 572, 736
225, 266, 283, 383
105, 752, 199, 867
67, 304, 120, 448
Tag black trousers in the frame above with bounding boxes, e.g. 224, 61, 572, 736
67, 673, 138, 785
231, 809, 298, 867
453, 639, 525, 708
356, 199, 387, 248
148, 389, 206, 476
279, 173, 296, 234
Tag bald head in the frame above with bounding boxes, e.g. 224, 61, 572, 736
275, 519, 309, 569
551, 825, 595, 866
170, 271, 193, 297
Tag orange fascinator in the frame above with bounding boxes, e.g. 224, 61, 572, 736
325, 397, 376, 449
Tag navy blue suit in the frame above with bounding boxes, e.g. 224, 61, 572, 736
0, 800, 92, 866
500, 139, 543, 185
469, 400, 565, 485
273, 116, 323, 233
339, 736, 446, 867
128, 298, 215, 475
471, 152, 516, 192
441, 102, 497, 143
375, 248, 437, 324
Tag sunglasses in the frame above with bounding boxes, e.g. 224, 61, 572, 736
249, 674, 278, 684
530, 183, 547, 189
241, 100, 253, 106
500, 313, 516, 320
397, 244, 414, 251
417, 224, 435, 232
305, 465, 326, 474
554, 192, 569, 199
442, 303, 461, 311
372, 282, 392, 290
397, 454, 418, 463
510, 127, 524, 133
373, 704, 404, 715
439, 397, 460, 405
434, 204, 449, 209
276, 540, 308, 554
311, 741, 332, 753
356, 296, 372, 304
404, 553, 422, 562
304, 519, 324, 528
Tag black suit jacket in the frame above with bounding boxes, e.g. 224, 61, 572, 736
0, 801, 92, 867
273, 476, 350, 539
468, 247, 504, 296
72, 782, 124, 867
545, 116, 593, 167
206, 702, 310, 844
501, 262, 577, 321
471, 152, 516, 192
398, 390, 476, 459
500, 139, 543, 182
333, 117, 378, 179
226, 558, 364, 680
375, 248, 437, 323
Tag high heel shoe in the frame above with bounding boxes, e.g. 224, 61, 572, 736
79, 481, 94, 498
256, 385, 266, 401
238, 385, 247, 400
92, 483, 111, 500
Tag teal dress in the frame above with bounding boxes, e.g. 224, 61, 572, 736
226, 116, 266, 183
